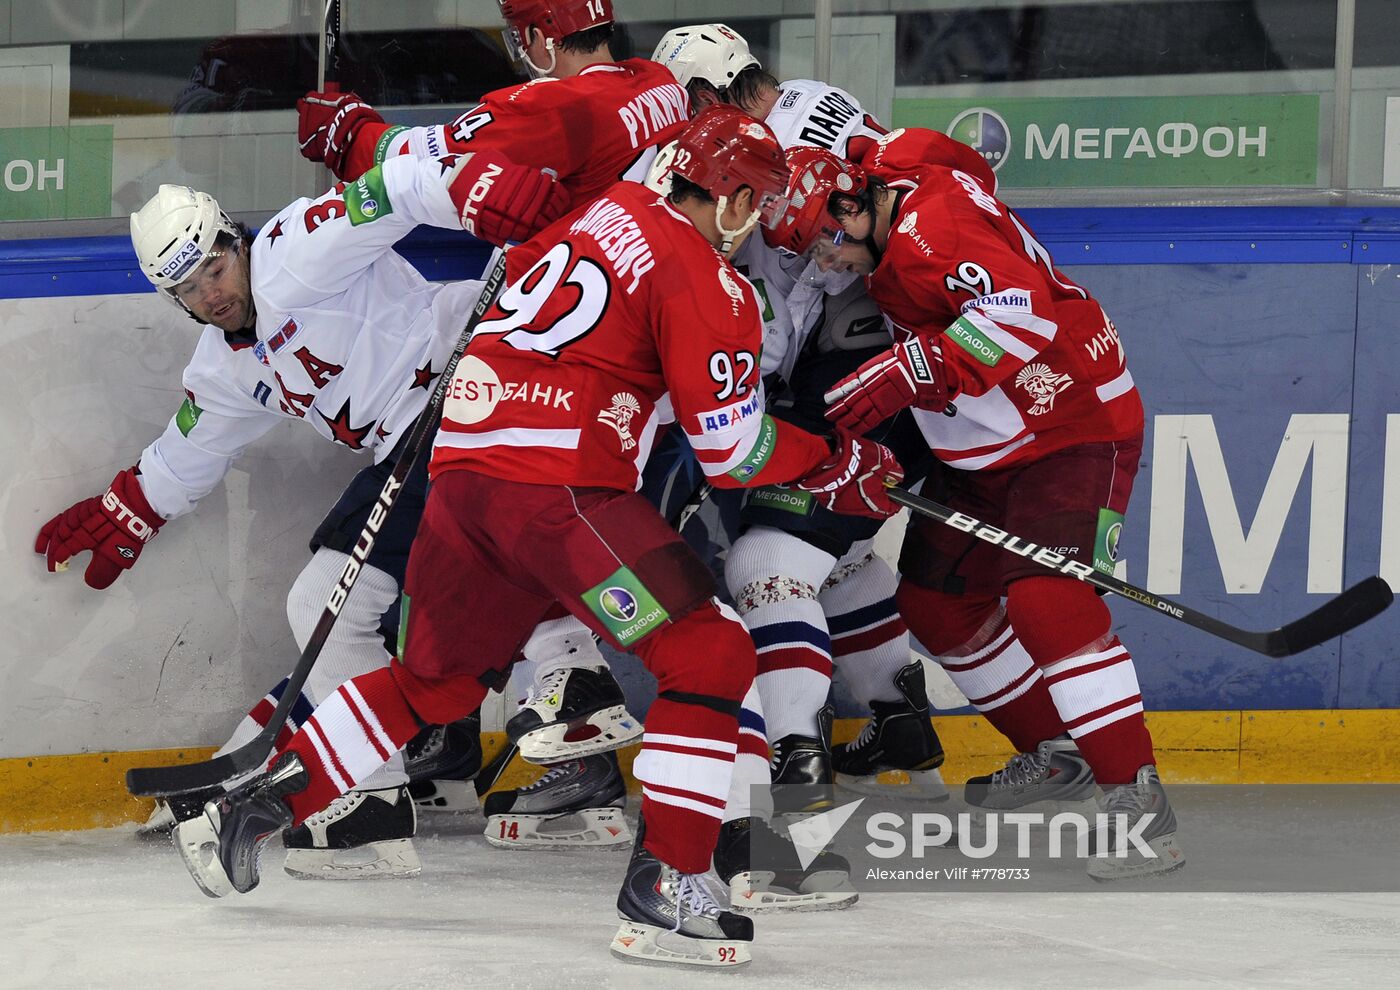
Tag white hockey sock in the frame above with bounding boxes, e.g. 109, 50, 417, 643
522, 612, 607, 679
725, 528, 836, 742
283, 548, 405, 789
820, 543, 911, 707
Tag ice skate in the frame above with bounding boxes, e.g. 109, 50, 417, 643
174, 753, 306, 898
404, 713, 483, 811
962, 736, 1098, 823
833, 661, 949, 802
507, 664, 641, 763
1088, 765, 1185, 881
770, 705, 835, 817
282, 786, 421, 880
714, 816, 857, 913
135, 785, 222, 840
611, 827, 753, 968
483, 752, 630, 849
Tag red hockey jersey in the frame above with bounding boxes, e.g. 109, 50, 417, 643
346, 60, 691, 209
431, 182, 830, 490
865, 135, 1142, 471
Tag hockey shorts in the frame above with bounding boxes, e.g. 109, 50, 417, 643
397, 469, 718, 685
899, 437, 1142, 596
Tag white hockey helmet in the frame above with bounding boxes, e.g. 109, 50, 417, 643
651, 24, 760, 90
131, 184, 241, 292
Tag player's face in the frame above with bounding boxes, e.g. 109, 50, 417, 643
173, 241, 253, 332
810, 212, 878, 276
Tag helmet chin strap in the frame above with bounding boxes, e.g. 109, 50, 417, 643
522, 37, 558, 78
714, 195, 758, 255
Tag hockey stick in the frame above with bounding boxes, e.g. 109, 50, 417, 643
127, 251, 513, 797
318, 0, 342, 93
888, 488, 1393, 658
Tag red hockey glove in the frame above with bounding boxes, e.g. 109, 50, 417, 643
296, 89, 384, 178
34, 467, 164, 590
444, 150, 570, 247
791, 431, 904, 519
824, 334, 951, 435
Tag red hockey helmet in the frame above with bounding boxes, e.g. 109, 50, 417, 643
498, 0, 612, 68
763, 146, 869, 260
667, 105, 790, 247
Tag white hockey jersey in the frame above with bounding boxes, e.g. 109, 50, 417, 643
736, 79, 889, 382
136, 155, 485, 519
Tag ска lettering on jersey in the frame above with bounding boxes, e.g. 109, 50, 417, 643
568, 197, 656, 294
617, 82, 689, 149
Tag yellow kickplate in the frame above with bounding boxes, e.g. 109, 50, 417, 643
4, 710, 1398, 833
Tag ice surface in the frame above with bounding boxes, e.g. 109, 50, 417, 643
4, 803, 1400, 990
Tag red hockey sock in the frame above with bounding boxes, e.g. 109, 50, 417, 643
277, 666, 424, 824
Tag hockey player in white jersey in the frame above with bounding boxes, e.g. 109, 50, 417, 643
35, 150, 568, 877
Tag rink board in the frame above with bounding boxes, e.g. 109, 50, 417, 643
2, 209, 1399, 825
6, 709, 1400, 833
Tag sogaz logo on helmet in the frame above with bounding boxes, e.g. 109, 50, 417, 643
947, 108, 1012, 173
600, 587, 639, 623
158, 240, 203, 280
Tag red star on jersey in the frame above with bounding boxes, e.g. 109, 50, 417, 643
266, 220, 285, 245
318, 398, 372, 450
375, 423, 391, 443
437, 155, 460, 176
412, 360, 438, 390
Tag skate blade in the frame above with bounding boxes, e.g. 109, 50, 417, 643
174, 812, 234, 899
516, 706, 642, 764
729, 871, 859, 914
966, 796, 1098, 829
484, 808, 631, 849
283, 838, 422, 880
410, 778, 479, 813
837, 767, 950, 802
135, 801, 177, 840
609, 922, 751, 968
1088, 833, 1186, 882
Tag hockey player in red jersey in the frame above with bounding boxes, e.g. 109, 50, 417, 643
296, 0, 697, 809
297, 0, 689, 205
765, 136, 1185, 881
171, 107, 905, 965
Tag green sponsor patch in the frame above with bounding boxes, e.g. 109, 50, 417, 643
727, 415, 777, 483
372, 125, 411, 166
944, 315, 1005, 366
175, 397, 203, 437
747, 486, 815, 516
395, 593, 411, 660
750, 277, 775, 323
1094, 507, 1125, 576
583, 566, 671, 647
345, 167, 394, 225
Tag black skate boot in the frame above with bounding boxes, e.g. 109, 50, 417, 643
769, 705, 835, 816
714, 816, 857, 913
404, 712, 483, 811
174, 753, 307, 898
282, 785, 421, 880
135, 784, 223, 839
507, 663, 641, 764
612, 823, 754, 968
483, 751, 630, 848
833, 661, 949, 801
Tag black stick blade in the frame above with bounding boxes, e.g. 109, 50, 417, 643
1266, 576, 1394, 657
